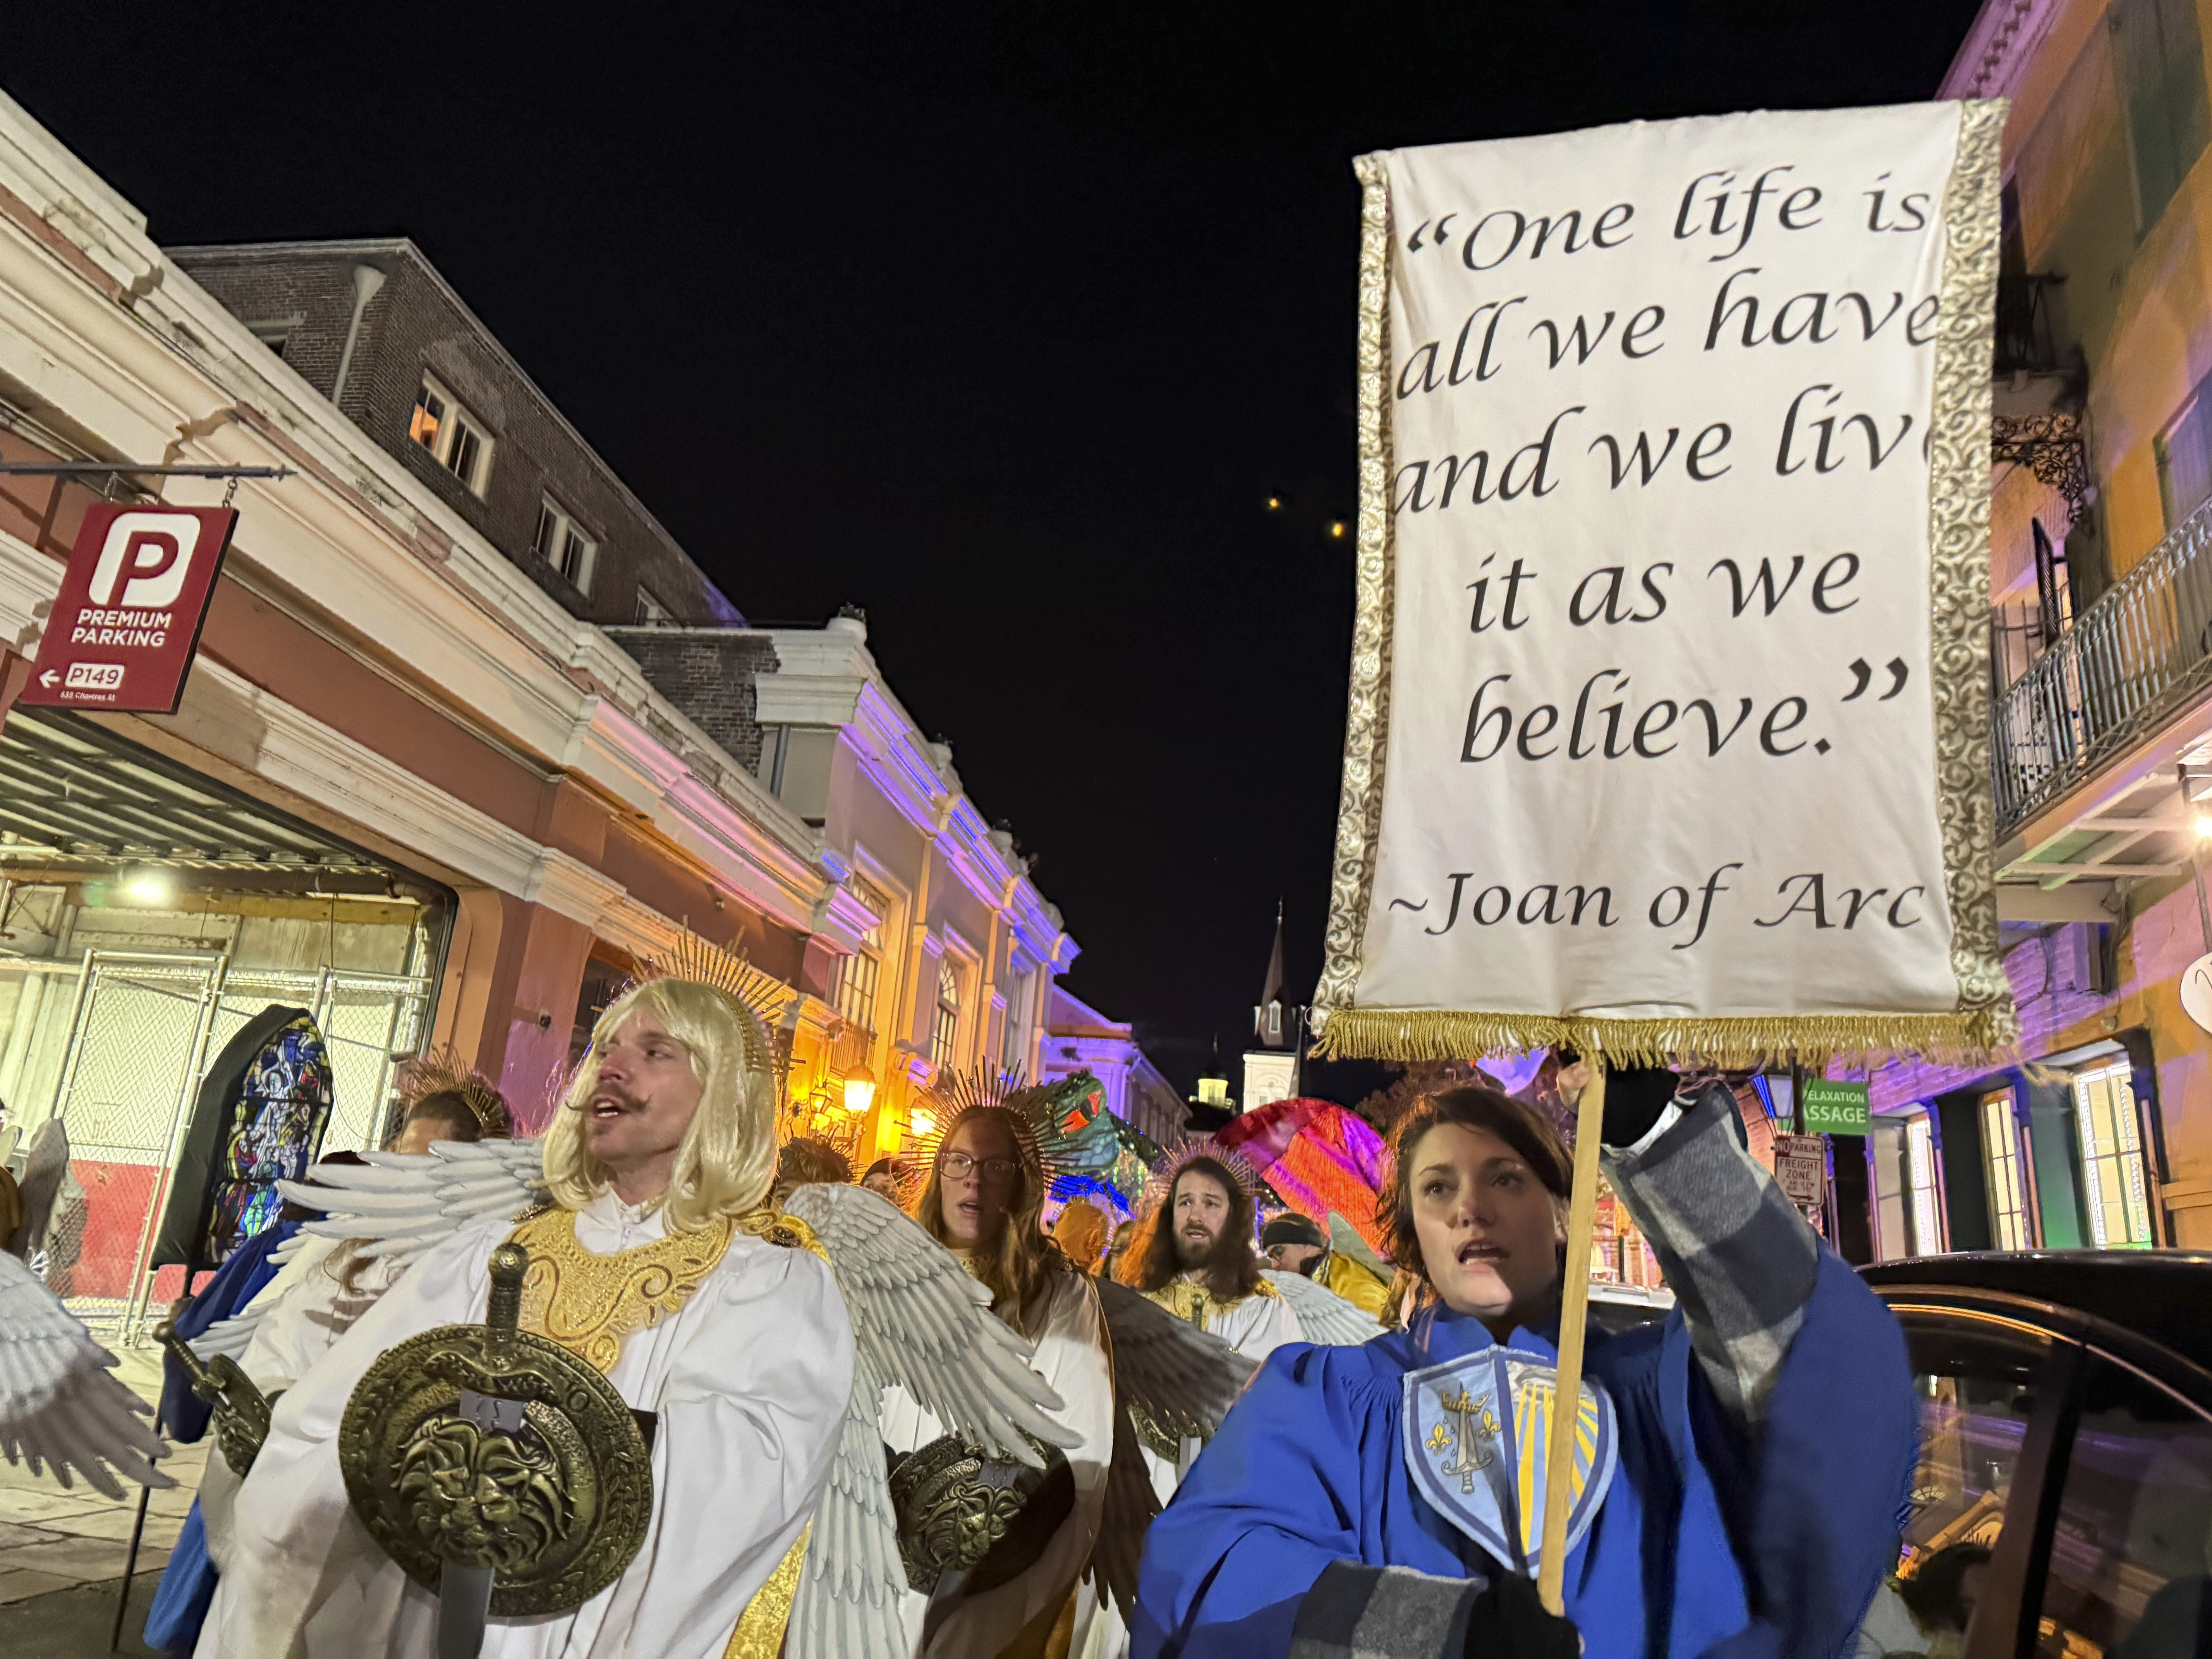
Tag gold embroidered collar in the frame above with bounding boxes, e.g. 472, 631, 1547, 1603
507, 1208, 738, 1373
1145, 1275, 1276, 1330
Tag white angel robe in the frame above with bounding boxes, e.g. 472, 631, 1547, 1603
1146, 1283, 1301, 1494
879, 1266, 1114, 1658
198, 1191, 852, 1659
199, 1236, 413, 1575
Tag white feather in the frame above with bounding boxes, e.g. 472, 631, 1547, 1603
274, 1138, 546, 1261
0, 1250, 171, 1498
1263, 1268, 1387, 1346
779, 1182, 1075, 1659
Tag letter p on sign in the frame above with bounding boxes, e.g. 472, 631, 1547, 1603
20, 502, 236, 714
88, 510, 204, 609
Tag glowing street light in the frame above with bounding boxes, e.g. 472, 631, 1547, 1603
120, 865, 172, 905
842, 1061, 876, 1116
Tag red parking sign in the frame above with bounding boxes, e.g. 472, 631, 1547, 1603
20, 504, 235, 713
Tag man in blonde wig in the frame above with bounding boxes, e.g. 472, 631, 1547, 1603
201, 977, 854, 1659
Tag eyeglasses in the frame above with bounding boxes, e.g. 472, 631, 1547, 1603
939, 1151, 1021, 1182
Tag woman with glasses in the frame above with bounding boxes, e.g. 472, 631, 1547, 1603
880, 1075, 1116, 1659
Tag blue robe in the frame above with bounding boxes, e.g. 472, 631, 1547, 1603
1132, 1254, 1914, 1659
144, 1218, 298, 1654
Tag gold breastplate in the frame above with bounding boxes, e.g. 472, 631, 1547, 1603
506, 1209, 738, 1373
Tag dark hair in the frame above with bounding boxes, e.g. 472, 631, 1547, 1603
1375, 1087, 1572, 1286
775, 1137, 853, 1197
1897, 1544, 1991, 1631
1120, 1156, 1262, 1300
401, 1090, 488, 1145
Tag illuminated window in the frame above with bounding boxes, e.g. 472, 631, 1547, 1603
1905, 1115, 1945, 1254
2073, 1063, 2155, 1247
1982, 1089, 2033, 1250
533, 498, 598, 594
410, 374, 493, 495
932, 957, 961, 1067
1000, 969, 1032, 1070
835, 924, 881, 1036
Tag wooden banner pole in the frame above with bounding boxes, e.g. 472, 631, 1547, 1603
1537, 1058, 1608, 1616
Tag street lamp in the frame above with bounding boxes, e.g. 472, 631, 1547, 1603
843, 1061, 876, 1117
120, 865, 172, 905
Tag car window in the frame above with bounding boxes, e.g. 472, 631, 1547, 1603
1858, 1316, 2056, 1658
2035, 1353, 2212, 1659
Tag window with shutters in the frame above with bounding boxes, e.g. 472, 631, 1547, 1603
2073, 1062, 2155, 1247
1983, 1089, 2034, 1250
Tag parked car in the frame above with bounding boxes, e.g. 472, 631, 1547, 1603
1860, 1251, 2212, 1659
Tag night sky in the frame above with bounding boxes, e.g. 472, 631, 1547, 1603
1, 2, 1984, 1093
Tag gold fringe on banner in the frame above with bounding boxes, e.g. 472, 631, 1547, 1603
1309, 1006, 2014, 1072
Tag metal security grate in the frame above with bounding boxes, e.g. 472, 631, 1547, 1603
46, 951, 431, 1340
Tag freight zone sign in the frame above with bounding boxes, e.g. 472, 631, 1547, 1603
21, 505, 235, 714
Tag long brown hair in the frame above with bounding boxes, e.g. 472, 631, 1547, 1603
1119, 1157, 1262, 1299
913, 1106, 1067, 1338
1374, 1087, 1571, 1292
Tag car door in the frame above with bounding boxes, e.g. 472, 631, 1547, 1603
1883, 1294, 2212, 1659
1880, 1302, 2077, 1659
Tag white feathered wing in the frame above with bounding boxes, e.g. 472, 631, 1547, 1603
0, 1249, 170, 1498
1263, 1268, 1386, 1346
779, 1182, 1077, 1659
274, 1138, 548, 1260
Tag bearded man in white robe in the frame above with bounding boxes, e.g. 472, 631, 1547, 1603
197, 976, 854, 1659
1120, 1152, 1299, 1494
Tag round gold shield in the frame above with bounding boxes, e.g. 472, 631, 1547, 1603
338, 1309, 652, 1616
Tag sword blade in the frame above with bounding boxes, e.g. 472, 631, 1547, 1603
437, 1561, 495, 1659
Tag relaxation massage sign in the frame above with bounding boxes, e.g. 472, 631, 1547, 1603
1315, 101, 2017, 1063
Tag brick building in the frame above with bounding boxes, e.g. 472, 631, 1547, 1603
0, 91, 1105, 1335
168, 239, 739, 630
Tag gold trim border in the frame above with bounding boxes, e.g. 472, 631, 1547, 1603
1312, 153, 1397, 1026
1311, 1007, 2014, 1071
1312, 109, 2022, 1066
1928, 98, 2020, 1051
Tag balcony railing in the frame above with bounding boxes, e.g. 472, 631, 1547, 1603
1992, 495, 2212, 832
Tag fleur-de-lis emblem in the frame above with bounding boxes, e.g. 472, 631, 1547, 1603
1426, 1422, 1453, 1455
1436, 1385, 1499, 1494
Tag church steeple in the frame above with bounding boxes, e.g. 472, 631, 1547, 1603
1253, 901, 1287, 1050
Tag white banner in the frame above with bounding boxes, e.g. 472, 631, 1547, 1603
1315, 103, 2016, 1066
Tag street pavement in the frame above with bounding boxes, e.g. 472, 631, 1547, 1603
0, 1344, 191, 1653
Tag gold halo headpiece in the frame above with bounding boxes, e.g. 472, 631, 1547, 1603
908, 1066, 1085, 1195
636, 931, 797, 1097
1138, 1135, 1263, 1219
397, 1048, 514, 1139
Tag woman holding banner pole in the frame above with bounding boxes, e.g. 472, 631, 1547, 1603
1128, 1061, 1916, 1659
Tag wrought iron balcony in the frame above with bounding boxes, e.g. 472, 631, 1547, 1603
1992, 496, 2212, 833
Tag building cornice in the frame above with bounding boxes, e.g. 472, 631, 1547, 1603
1939, 0, 2063, 101
0, 114, 834, 939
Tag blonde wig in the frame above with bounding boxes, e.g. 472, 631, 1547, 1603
542, 976, 778, 1231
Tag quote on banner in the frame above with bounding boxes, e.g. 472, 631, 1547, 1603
1314, 102, 2017, 1069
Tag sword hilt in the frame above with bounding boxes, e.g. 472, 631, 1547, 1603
485, 1243, 527, 1333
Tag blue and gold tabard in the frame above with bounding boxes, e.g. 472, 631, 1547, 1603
1401, 1344, 1617, 1575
